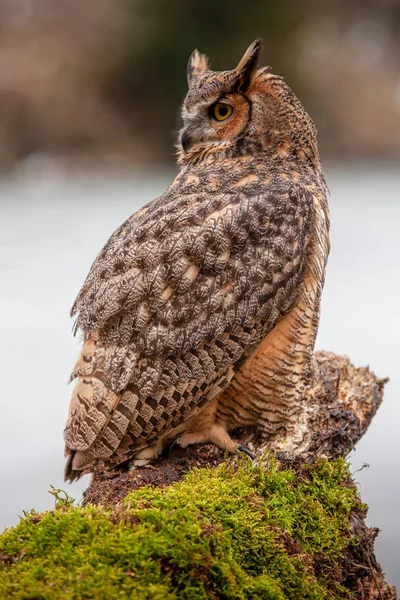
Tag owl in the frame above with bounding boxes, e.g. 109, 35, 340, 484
64, 40, 330, 481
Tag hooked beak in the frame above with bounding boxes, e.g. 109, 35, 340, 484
180, 130, 192, 153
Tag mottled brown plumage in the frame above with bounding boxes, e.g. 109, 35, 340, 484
64, 40, 330, 481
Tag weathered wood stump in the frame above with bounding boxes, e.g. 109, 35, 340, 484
84, 351, 396, 599
0, 352, 395, 599
86, 351, 387, 502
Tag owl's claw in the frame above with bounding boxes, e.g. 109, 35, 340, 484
168, 438, 180, 455
168, 437, 255, 460
237, 445, 256, 460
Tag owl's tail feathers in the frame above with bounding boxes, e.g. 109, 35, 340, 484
64, 445, 101, 482
64, 338, 129, 481
64, 451, 84, 482
63, 373, 119, 481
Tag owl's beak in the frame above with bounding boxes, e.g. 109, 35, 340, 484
180, 130, 192, 153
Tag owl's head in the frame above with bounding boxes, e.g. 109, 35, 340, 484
178, 40, 318, 166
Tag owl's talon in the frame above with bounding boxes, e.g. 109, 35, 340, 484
237, 445, 256, 460
168, 438, 181, 455
128, 458, 151, 469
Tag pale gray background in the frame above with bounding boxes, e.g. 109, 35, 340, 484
0, 161, 398, 586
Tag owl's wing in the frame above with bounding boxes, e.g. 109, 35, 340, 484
67, 184, 313, 461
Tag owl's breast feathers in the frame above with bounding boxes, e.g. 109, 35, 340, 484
65, 165, 322, 471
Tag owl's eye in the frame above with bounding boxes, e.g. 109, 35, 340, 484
211, 102, 234, 121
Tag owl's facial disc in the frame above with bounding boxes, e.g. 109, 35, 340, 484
179, 40, 261, 162
180, 93, 250, 155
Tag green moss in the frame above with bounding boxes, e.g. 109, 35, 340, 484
0, 458, 359, 599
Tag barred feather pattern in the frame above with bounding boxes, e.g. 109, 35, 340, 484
64, 41, 330, 480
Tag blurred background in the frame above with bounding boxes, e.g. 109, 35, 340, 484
0, 0, 399, 588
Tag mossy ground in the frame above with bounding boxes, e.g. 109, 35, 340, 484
0, 458, 360, 599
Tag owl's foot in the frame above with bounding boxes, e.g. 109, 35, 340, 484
128, 440, 165, 469
237, 445, 256, 459
169, 423, 256, 459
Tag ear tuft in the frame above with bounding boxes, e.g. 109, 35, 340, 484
235, 39, 262, 90
187, 49, 209, 85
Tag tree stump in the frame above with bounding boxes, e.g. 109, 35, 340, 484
0, 352, 396, 599
84, 351, 396, 599
86, 351, 388, 503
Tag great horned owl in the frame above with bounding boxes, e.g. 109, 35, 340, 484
64, 40, 330, 481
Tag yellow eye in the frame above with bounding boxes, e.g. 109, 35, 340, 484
212, 102, 233, 121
